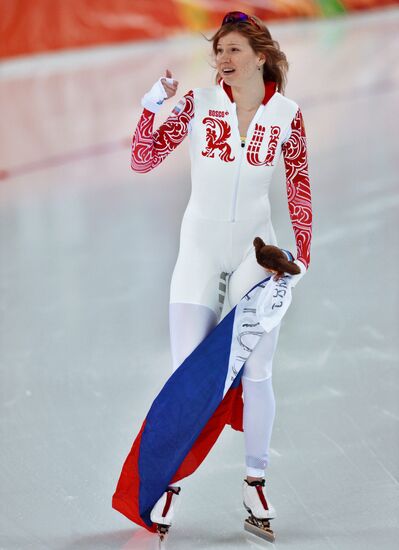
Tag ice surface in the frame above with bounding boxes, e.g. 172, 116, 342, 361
0, 7, 398, 550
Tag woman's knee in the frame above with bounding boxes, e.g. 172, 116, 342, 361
169, 302, 218, 371
242, 324, 281, 381
243, 360, 273, 382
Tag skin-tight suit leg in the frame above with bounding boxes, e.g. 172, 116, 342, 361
228, 252, 281, 479
169, 303, 219, 374
169, 307, 279, 481
169, 238, 280, 481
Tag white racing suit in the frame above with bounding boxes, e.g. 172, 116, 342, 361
131, 78, 312, 317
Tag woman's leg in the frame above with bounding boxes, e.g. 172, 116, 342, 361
228, 247, 281, 480
241, 322, 281, 478
169, 302, 219, 373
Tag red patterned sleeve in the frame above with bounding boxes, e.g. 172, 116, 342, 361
282, 108, 312, 268
131, 90, 194, 173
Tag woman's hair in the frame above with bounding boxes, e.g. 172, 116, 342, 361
205, 15, 289, 94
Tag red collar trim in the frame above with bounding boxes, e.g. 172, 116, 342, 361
220, 79, 277, 105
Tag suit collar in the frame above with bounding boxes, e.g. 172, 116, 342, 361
219, 78, 277, 105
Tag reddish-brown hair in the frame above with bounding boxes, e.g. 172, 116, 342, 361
205, 15, 289, 94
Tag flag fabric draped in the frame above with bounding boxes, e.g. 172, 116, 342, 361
112, 268, 294, 532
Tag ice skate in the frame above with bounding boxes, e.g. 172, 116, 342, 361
150, 485, 181, 544
242, 478, 276, 542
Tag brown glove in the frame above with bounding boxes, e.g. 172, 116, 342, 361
253, 237, 300, 279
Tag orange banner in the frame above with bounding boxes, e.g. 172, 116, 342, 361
1, 0, 397, 60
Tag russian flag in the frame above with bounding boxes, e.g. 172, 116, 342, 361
112, 271, 292, 531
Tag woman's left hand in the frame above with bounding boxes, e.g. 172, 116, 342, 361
288, 259, 307, 287
268, 269, 285, 281
268, 258, 307, 284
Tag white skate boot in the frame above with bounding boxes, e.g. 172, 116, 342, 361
242, 478, 276, 542
150, 485, 181, 541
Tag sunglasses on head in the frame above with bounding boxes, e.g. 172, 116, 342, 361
221, 11, 262, 30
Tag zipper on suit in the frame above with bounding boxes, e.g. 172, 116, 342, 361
230, 143, 245, 222
229, 103, 264, 222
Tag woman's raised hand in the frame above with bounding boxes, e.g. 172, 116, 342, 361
141, 70, 178, 113
161, 69, 179, 100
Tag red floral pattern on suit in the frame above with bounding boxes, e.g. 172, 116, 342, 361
130, 90, 194, 173
282, 108, 312, 268
247, 124, 281, 166
201, 117, 235, 162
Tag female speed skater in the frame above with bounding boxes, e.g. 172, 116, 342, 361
126, 10, 312, 542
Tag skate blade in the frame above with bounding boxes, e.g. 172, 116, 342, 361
156, 524, 169, 548
158, 535, 167, 550
244, 518, 275, 542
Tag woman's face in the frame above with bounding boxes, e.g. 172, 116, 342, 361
215, 31, 264, 85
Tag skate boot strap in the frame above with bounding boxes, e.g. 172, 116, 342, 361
167, 485, 181, 495
244, 478, 266, 488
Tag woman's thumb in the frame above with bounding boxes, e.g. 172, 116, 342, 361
165, 69, 172, 79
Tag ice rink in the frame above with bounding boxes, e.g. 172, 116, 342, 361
0, 7, 398, 550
